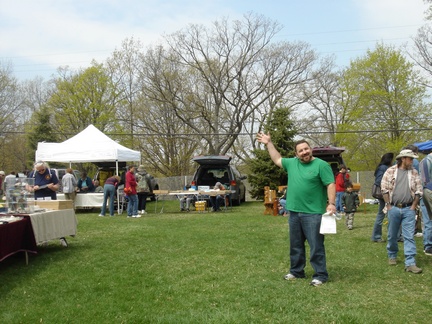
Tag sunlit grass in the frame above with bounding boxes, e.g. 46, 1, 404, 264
0, 201, 431, 323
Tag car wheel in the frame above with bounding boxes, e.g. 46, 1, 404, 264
232, 192, 241, 206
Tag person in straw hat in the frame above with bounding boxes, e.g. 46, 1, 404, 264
381, 149, 423, 273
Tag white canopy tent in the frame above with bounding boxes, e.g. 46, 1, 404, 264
35, 124, 141, 173
35, 124, 140, 214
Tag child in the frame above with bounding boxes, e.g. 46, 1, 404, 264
341, 183, 360, 230
278, 187, 288, 216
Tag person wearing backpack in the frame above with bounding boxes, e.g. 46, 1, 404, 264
136, 165, 151, 215
335, 165, 349, 214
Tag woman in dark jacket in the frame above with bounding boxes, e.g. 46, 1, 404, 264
77, 172, 95, 193
371, 152, 394, 242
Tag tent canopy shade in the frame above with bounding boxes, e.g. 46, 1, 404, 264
415, 140, 432, 154
35, 124, 141, 164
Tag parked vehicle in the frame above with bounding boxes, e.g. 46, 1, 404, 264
312, 146, 347, 176
191, 155, 247, 206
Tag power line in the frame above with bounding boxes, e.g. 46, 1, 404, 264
278, 24, 423, 37
3, 127, 432, 137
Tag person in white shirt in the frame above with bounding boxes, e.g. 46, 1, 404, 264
62, 168, 77, 206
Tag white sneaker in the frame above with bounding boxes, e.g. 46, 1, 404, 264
60, 238, 68, 247
98, 214, 105, 217
132, 214, 141, 218
142, 210, 147, 214
310, 279, 323, 286
284, 273, 296, 280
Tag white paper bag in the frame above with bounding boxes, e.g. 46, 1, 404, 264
320, 213, 337, 234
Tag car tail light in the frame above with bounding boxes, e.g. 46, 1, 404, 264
230, 180, 236, 186
191, 180, 197, 186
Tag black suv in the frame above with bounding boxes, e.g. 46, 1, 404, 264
191, 155, 247, 205
312, 146, 347, 176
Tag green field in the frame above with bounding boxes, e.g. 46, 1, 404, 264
1, 201, 430, 323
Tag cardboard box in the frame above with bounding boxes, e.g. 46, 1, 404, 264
35, 200, 74, 210
153, 190, 169, 194
352, 183, 361, 191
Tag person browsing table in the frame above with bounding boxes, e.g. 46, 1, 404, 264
62, 168, 77, 205
210, 181, 227, 212
27, 161, 68, 247
77, 172, 94, 193
28, 161, 59, 200
99, 175, 121, 217
125, 165, 139, 218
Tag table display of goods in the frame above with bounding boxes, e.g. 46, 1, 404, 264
4, 178, 35, 214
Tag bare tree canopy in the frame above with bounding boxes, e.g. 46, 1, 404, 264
411, 24, 432, 87
141, 13, 316, 158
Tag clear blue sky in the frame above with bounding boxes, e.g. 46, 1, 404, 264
0, 0, 428, 80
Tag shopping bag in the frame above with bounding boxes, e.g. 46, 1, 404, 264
320, 213, 337, 234
371, 184, 383, 199
123, 187, 133, 195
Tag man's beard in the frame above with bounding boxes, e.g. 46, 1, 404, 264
299, 153, 313, 163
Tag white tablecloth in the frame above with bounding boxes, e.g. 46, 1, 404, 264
57, 193, 106, 209
28, 209, 77, 244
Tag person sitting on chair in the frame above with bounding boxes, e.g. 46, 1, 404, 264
77, 172, 95, 193
210, 182, 227, 212
94, 180, 103, 193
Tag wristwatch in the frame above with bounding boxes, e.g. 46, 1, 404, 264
385, 202, 390, 206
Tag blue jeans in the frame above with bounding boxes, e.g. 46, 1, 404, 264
288, 212, 328, 282
371, 198, 386, 241
127, 194, 138, 216
101, 184, 116, 216
387, 206, 417, 266
336, 191, 344, 212
210, 195, 225, 211
279, 198, 287, 213
421, 191, 432, 250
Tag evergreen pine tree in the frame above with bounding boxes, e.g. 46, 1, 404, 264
26, 106, 58, 166
247, 107, 297, 200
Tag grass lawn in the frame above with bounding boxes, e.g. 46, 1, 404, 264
0, 201, 431, 323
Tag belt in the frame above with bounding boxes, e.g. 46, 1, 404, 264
391, 202, 413, 208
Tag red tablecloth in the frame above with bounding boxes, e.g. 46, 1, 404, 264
0, 217, 37, 262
